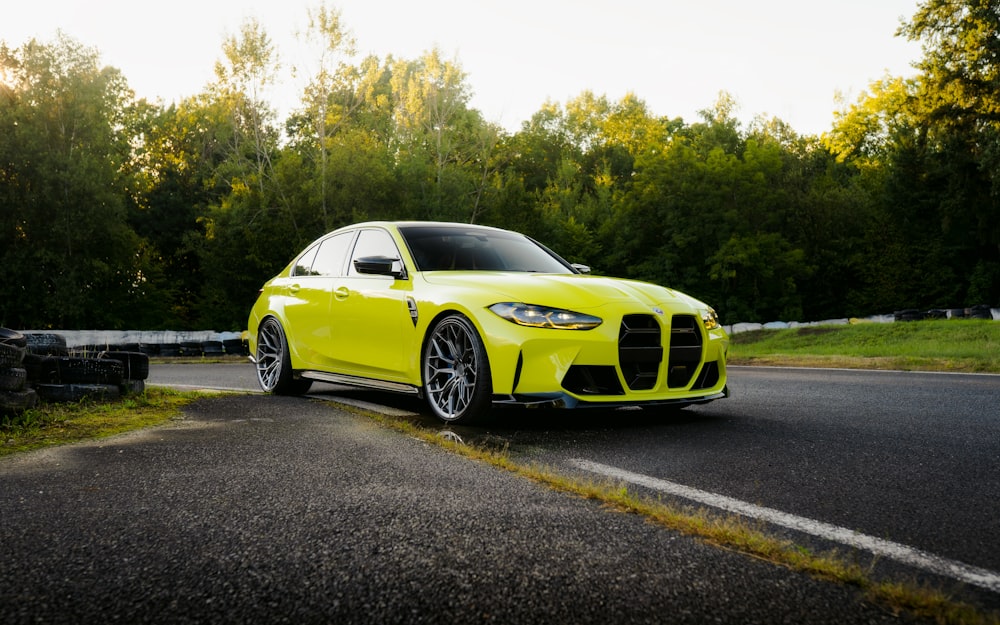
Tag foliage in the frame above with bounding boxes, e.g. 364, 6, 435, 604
0, 34, 144, 328
1, 1, 998, 331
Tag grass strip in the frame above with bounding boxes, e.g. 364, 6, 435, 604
729, 319, 1000, 373
344, 402, 999, 625
0, 387, 201, 456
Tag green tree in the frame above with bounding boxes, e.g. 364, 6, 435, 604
127, 96, 235, 328
198, 18, 296, 329
0, 34, 143, 328
902, 0, 1000, 305
389, 49, 500, 223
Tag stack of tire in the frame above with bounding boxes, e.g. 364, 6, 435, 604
0, 328, 150, 414
0, 329, 37, 414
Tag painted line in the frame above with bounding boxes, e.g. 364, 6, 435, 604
568, 458, 1000, 594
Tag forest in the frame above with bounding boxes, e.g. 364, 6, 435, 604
1, 0, 998, 331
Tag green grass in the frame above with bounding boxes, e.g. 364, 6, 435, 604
0, 387, 200, 456
729, 319, 1000, 373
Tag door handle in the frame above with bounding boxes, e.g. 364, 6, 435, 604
334, 286, 350, 301
288, 284, 300, 295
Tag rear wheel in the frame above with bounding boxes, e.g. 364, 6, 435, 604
255, 317, 312, 395
423, 315, 492, 424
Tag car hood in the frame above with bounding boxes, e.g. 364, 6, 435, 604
420, 272, 704, 311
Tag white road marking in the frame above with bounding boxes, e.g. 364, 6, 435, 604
568, 458, 1000, 594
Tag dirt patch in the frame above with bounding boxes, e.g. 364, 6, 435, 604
795, 327, 839, 337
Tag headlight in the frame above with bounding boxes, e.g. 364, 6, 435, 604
489, 303, 602, 330
700, 307, 721, 331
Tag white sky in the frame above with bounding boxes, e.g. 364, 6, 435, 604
5, 0, 923, 136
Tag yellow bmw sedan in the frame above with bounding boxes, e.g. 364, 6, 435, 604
248, 221, 729, 424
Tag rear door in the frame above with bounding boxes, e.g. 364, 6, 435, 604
281, 231, 355, 369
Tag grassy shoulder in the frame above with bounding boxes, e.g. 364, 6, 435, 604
0, 387, 201, 457
729, 319, 1000, 373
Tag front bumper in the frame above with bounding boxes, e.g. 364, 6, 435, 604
492, 385, 729, 410
481, 309, 729, 405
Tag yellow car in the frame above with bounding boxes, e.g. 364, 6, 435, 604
248, 222, 729, 423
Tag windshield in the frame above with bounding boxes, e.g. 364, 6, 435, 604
399, 225, 575, 273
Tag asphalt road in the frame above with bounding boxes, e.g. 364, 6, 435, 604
1, 363, 997, 623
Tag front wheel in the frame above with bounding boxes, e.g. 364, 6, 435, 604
255, 317, 312, 395
423, 315, 492, 424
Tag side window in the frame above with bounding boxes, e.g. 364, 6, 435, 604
348, 229, 403, 276
311, 232, 354, 277
291, 244, 320, 277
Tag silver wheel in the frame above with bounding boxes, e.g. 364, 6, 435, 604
256, 317, 311, 395
423, 315, 491, 423
256, 318, 284, 392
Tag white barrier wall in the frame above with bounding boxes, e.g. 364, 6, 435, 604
21, 330, 245, 348
724, 309, 998, 335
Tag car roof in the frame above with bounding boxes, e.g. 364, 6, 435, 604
344, 221, 507, 232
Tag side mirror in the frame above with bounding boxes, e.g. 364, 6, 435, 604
571, 263, 591, 274
353, 256, 406, 279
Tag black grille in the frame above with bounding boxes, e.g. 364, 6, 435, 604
667, 315, 703, 388
562, 365, 624, 396
619, 314, 662, 390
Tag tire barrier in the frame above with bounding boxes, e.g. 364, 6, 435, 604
0, 329, 38, 415
893, 304, 996, 322
0, 328, 165, 415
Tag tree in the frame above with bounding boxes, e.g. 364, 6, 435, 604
824, 0, 1000, 309
389, 49, 500, 222
0, 33, 143, 328
126, 96, 236, 328
293, 2, 359, 230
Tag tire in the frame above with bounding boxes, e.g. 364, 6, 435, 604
0, 388, 38, 413
35, 383, 120, 404
0, 328, 27, 348
56, 357, 124, 385
23, 354, 59, 384
99, 351, 150, 381
24, 333, 68, 356
223, 338, 245, 355
255, 317, 312, 395
0, 342, 25, 369
120, 379, 146, 395
0, 368, 27, 392
422, 314, 492, 424
179, 341, 202, 357
969, 304, 993, 320
202, 340, 225, 355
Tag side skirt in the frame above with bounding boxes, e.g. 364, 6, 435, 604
300, 370, 421, 395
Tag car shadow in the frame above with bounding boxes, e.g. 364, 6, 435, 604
304, 383, 729, 449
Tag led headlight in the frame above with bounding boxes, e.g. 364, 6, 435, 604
489, 303, 602, 330
699, 307, 721, 331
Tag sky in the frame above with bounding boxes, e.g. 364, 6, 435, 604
4, 0, 924, 136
